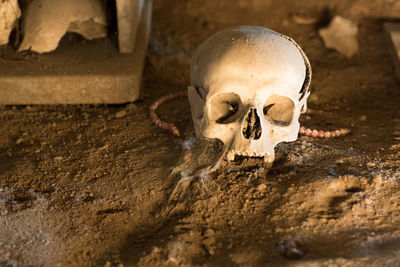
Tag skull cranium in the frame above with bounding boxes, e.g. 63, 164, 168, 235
188, 26, 312, 163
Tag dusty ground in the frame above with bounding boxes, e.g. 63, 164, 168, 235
1, 0, 400, 266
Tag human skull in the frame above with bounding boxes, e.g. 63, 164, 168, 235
188, 26, 312, 163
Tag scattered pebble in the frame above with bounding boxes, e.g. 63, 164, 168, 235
201, 227, 212, 235
97, 144, 109, 151
319, 16, 359, 57
16, 138, 23, 144
115, 110, 127, 119
366, 162, 376, 167
207, 247, 216, 256
54, 156, 63, 161
257, 184, 267, 191
394, 137, 400, 141
336, 158, 345, 164
390, 144, 400, 150
292, 14, 318, 25
359, 115, 367, 121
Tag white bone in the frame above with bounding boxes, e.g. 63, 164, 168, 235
0, 0, 21, 45
188, 26, 311, 164
18, 0, 106, 53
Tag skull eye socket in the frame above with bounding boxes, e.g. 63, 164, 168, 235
263, 95, 294, 126
209, 93, 242, 124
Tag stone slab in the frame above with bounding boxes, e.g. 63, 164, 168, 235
0, 0, 152, 104
384, 22, 400, 81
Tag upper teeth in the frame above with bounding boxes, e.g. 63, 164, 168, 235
227, 151, 235, 161
227, 150, 266, 161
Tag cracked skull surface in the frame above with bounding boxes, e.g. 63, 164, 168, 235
188, 26, 312, 163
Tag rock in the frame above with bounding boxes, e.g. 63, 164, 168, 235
292, 14, 318, 25
366, 162, 376, 167
18, 0, 107, 53
359, 115, 367, 121
390, 144, 400, 150
319, 16, 359, 57
115, 110, 127, 118
257, 184, 267, 191
0, 0, 21, 45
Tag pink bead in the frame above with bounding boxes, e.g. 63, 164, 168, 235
312, 130, 319, 137
324, 131, 331, 138
318, 130, 325, 138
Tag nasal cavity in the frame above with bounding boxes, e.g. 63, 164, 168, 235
242, 108, 262, 140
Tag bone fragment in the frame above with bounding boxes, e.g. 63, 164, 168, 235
319, 16, 359, 57
0, 0, 21, 45
18, 0, 107, 53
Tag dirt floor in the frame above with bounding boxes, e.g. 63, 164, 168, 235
1, 0, 400, 266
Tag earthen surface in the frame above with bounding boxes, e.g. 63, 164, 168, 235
0, 0, 400, 266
